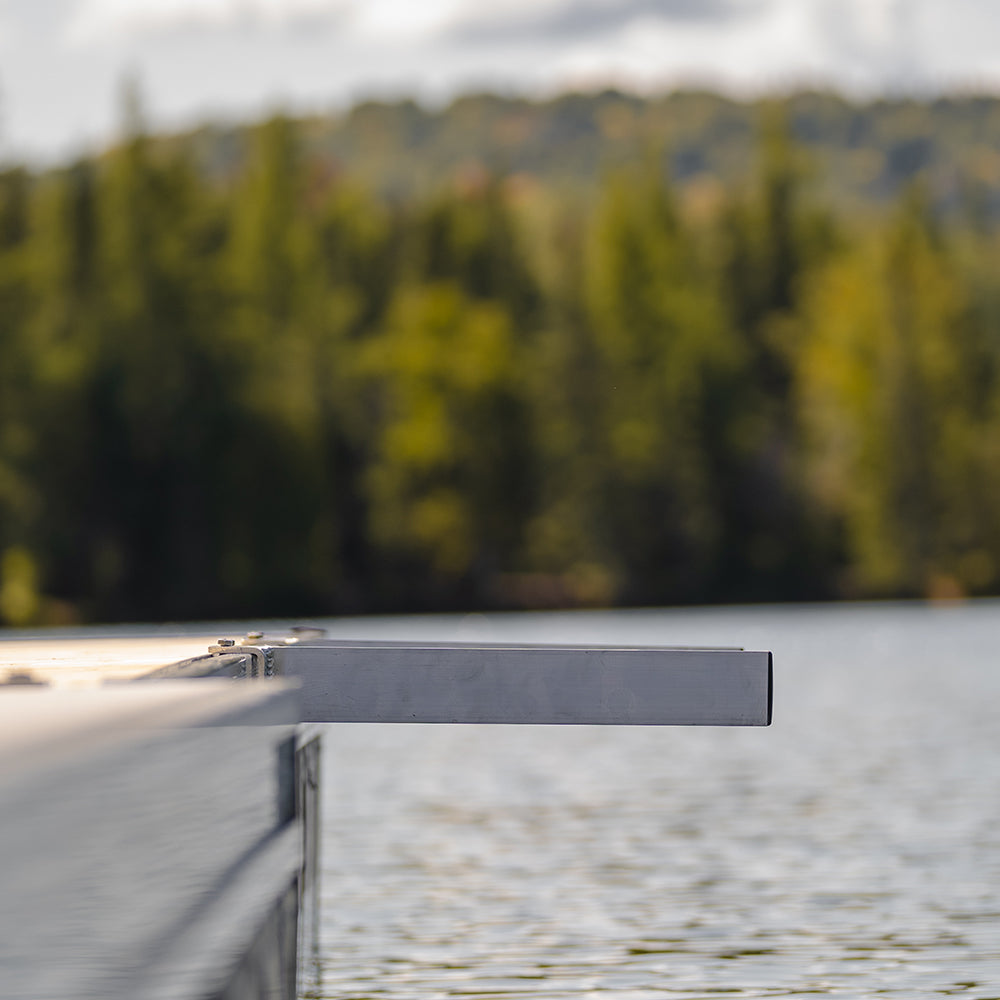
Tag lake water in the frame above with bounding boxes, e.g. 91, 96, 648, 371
306, 602, 1000, 1000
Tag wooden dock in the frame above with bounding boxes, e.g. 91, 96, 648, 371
0, 628, 770, 1000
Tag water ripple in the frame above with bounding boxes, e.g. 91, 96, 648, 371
305, 603, 1000, 999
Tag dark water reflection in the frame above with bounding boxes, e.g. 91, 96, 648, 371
308, 603, 1000, 999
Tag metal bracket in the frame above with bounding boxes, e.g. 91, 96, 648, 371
177, 631, 773, 727
141, 626, 772, 727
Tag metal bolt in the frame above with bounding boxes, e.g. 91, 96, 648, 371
216, 638, 235, 647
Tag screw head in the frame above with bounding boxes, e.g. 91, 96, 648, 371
216, 638, 235, 647
246, 631, 264, 642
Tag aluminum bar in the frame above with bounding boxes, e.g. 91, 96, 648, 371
269, 643, 772, 726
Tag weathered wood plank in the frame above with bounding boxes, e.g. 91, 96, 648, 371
0, 635, 220, 688
0, 680, 303, 1000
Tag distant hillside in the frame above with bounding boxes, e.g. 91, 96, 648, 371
163, 89, 1000, 217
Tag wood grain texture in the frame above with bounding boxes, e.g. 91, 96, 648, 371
0, 681, 302, 1000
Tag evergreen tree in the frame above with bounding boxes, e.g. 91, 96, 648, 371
798, 187, 993, 596
361, 281, 532, 606
0, 166, 36, 622
712, 109, 836, 597
585, 156, 744, 602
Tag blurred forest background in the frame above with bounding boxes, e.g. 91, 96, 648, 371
3, 87, 1000, 624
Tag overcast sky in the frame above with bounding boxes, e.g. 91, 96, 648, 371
2, 0, 1000, 162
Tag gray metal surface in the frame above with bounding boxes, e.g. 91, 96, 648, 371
0, 626, 772, 999
295, 726, 323, 992
269, 643, 772, 726
0, 681, 303, 1000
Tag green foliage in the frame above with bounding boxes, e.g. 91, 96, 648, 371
181, 90, 1000, 221
798, 188, 999, 597
4, 90, 1000, 622
362, 283, 531, 592
583, 156, 743, 600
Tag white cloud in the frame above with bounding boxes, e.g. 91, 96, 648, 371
65, 0, 353, 44
1, 0, 997, 163
449, 0, 768, 46
0, 1, 14, 48
812, 0, 918, 88
540, 0, 818, 93
353, 0, 466, 42
64, 0, 469, 46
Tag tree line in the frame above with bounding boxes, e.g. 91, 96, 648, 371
181, 89, 1000, 219
1, 101, 999, 624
